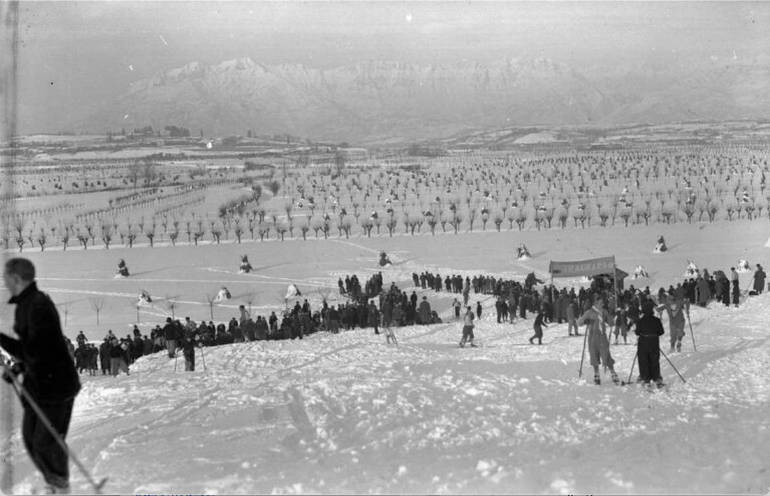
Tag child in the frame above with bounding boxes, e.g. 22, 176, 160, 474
613, 306, 629, 345
529, 306, 547, 345
459, 307, 477, 348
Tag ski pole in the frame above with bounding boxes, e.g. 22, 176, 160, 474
686, 311, 697, 351
198, 345, 207, 371
174, 351, 178, 372
0, 360, 108, 494
578, 327, 588, 379
627, 350, 638, 384
659, 348, 686, 383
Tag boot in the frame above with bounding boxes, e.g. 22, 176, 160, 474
45, 483, 71, 495
611, 372, 620, 385
593, 374, 601, 385
676, 341, 681, 352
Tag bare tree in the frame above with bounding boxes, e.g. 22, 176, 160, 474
58, 301, 72, 328
211, 221, 223, 244
101, 222, 113, 249
205, 293, 216, 320
145, 222, 156, 247
166, 295, 179, 319
36, 227, 47, 251
90, 298, 105, 326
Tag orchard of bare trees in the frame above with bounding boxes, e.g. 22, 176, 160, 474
4, 143, 770, 252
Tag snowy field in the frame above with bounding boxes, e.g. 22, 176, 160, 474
11, 218, 770, 342
2, 218, 770, 494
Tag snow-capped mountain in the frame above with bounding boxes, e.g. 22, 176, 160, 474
81, 56, 770, 142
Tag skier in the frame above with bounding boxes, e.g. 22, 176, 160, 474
239, 255, 253, 274
516, 243, 531, 260
633, 265, 649, 279
634, 300, 665, 387
138, 290, 152, 305
657, 295, 688, 352
285, 284, 301, 299
529, 306, 547, 345
452, 298, 462, 320
0, 258, 81, 494
215, 286, 231, 302
654, 235, 667, 253
182, 332, 196, 371
116, 259, 129, 277
576, 295, 620, 385
459, 306, 477, 348
379, 251, 392, 267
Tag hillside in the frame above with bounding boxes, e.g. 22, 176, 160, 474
6, 289, 770, 494
77, 56, 770, 143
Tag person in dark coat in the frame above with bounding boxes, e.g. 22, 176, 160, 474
475, 301, 482, 320
730, 267, 740, 306
753, 264, 766, 294
529, 306, 548, 345
634, 300, 665, 386
109, 338, 129, 376
367, 302, 380, 334
0, 258, 81, 493
181, 332, 196, 371
418, 296, 432, 325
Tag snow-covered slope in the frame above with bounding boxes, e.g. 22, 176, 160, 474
6, 292, 770, 494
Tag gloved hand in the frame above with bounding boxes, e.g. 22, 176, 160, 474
2, 362, 24, 384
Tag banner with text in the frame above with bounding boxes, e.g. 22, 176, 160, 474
548, 256, 616, 278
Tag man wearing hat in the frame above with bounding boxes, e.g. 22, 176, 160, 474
162, 317, 177, 358
635, 299, 665, 387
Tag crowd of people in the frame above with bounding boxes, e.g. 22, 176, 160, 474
67, 262, 767, 386
449, 262, 767, 386
67, 272, 445, 375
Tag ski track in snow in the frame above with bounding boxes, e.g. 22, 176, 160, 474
6, 292, 770, 494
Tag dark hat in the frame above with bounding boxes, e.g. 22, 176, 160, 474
166, 317, 172, 323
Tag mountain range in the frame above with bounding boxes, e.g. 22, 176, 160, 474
79, 55, 770, 144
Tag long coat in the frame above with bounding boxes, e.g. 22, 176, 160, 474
754, 269, 766, 293
0, 282, 80, 402
695, 278, 711, 306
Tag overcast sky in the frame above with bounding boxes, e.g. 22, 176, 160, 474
14, 1, 770, 134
